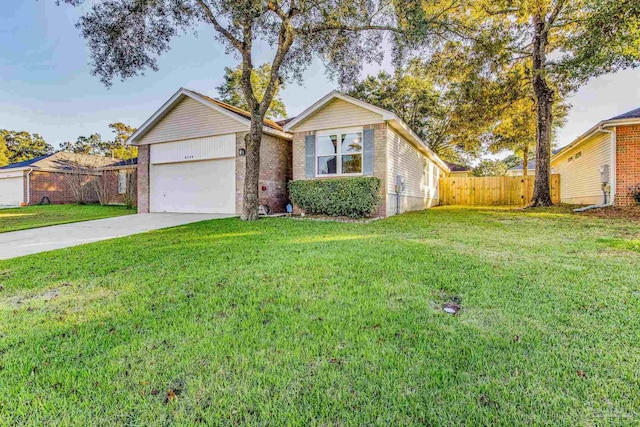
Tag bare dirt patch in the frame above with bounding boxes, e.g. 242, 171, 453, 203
578, 206, 640, 221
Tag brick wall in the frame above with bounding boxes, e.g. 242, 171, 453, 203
137, 145, 150, 213
28, 171, 99, 205
236, 132, 292, 214
616, 125, 640, 206
102, 168, 137, 206
291, 123, 388, 217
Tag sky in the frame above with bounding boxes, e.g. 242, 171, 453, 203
1, 1, 639, 155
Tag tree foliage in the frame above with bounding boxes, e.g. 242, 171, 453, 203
216, 63, 287, 119
472, 159, 509, 177
0, 134, 9, 167
400, 0, 640, 205
0, 130, 54, 164
58, 0, 401, 220
61, 123, 137, 159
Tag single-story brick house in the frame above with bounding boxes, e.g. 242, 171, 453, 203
129, 88, 450, 217
129, 88, 292, 214
283, 91, 450, 217
0, 152, 137, 206
551, 107, 640, 206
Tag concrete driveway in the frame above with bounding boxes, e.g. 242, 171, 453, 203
0, 213, 234, 260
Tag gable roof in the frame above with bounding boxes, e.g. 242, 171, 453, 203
284, 91, 450, 173
0, 152, 121, 172
508, 160, 536, 171
445, 162, 470, 172
609, 106, 640, 120
0, 154, 54, 170
128, 88, 291, 144
552, 106, 640, 161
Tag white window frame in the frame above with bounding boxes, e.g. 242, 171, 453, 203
423, 160, 431, 190
315, 127, 364, 177
117, 170, 127, 194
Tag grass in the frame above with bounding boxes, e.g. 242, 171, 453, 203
0, 206, 639, 426
0, 204, 136, 233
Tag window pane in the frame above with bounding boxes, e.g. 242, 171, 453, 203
341, 133, 362, 153
341, 154, 362, 174
317, 135, 338, 155
318, 156, 337, 175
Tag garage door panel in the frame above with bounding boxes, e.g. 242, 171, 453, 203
0, 176, 24, 206
150, 159, 236, 214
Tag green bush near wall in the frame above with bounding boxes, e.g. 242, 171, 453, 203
289, 177, 382, 218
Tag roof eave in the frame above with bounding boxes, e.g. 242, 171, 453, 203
387, 118, 451, 173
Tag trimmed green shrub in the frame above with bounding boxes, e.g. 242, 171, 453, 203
289, 177, 382, 218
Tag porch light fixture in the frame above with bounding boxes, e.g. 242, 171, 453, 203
238, 148, 246, 156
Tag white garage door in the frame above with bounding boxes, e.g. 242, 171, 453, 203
150, 159, 236, 213
0, 175, 24, 206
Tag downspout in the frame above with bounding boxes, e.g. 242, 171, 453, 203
573, 126, 616, 212
600, 125, 616, 206
25, 168, 34, 205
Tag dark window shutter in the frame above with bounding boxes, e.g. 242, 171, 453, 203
305, 135, 315, 178
363, 128, 374, 176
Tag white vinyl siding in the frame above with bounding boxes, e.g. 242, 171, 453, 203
150, 134, 236, 165
552, 132, 612, 205
386, 128, 443, 215
293, 98, 384, 133
138, 97, 247, 144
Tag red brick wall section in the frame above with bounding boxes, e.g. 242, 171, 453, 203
616, 125, 640, 206
137, 145, 150, 213
102, 168, 138, 206
29, 171, 99, 205
236, 132, 293, 214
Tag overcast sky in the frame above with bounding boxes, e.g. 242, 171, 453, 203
1, 1, 639, 155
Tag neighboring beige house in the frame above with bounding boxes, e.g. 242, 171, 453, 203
129, 88, 292, 214
551, 107, 640, 206
506, 160, 536, 177
283, 91, 450, 217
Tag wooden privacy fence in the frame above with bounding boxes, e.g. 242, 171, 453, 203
439, 174, 561, 206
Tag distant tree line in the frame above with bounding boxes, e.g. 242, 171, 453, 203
0, 122, 137, 167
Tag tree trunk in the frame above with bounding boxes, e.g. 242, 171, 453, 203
241, 115, 263, 221
530, 15, 554, 207
522, 145, 529, 177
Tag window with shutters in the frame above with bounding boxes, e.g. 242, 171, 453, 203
316, 127, 363, 176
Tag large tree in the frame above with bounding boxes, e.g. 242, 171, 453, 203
59, 0, 402, 220
398, 0, 640, 206
0, 130, 54, 164
216, 63, 287, 120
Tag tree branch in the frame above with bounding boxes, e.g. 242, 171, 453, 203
195, 0, 243, 51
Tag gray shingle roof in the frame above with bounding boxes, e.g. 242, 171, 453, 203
610, 107, 640, 120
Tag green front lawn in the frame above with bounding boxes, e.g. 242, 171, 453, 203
1, 207, 639, 425
0, 204, 136, 233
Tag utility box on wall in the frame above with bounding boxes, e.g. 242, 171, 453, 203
600, 164, 610, 184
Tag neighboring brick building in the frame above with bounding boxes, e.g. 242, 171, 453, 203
0, 152, 137, 206
551, 107, 640, 207
615, 124, 640, 206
